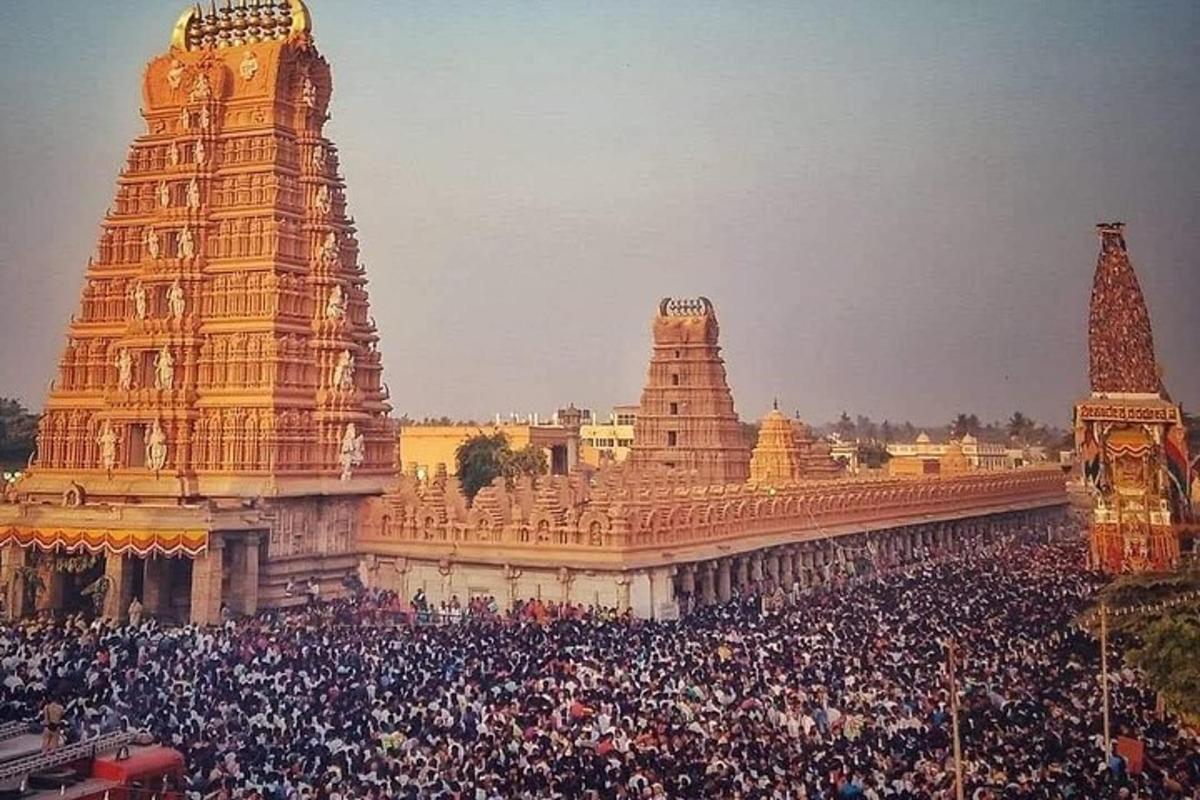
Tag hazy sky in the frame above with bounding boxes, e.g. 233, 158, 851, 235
1, 1, 1197, 428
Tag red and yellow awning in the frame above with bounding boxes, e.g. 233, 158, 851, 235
0, 526, 208, 557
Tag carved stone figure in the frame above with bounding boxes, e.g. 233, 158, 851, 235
167, 279, 185, 321
97, 421, 118, 472
167, 60, 184, 90
199, 106, 211, 132
146, 420, 168, 472
132, 281, 147, 320
154, 345, 174, 390
194, 139, 206, 165
339, 423, 365, 481
189, 74, 212, 102
333, 349, 355, 391
325, 284, 346, 320
301, 76, 317, 108
240, 51, 259, 81
186, 177, 201, 209
320, 231, 338, 265
312, 145, 325, 170
178, 226, 194, 258
157, 180, 171, 208
316, 184, 332, 214
179, 107, 190, 131
145, 227, 160, 259
168, 141, 180, 167
116, 349, 133, 391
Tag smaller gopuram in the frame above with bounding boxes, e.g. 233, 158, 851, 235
1075, 223, 1191, 572
627, 298, 751, 483
749, 403, 842, 485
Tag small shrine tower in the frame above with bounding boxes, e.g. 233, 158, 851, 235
628, 298, 750, 484
1075, 223, 1190, 572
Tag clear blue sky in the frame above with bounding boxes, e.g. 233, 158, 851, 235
1, 1, 1197, 428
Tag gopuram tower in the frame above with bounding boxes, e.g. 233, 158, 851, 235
1075, 223, 1191, 572
1, 1, 393, 623
628, 298, 751, 483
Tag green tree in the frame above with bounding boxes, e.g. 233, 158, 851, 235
834, 412, 855, 441
1129, 614, 1200, 717
950, 413, 981, 439
1007, 411, 1036, 444
0, 398, 38, 467
879, 420, 894, 443
455, 432, 510, 502
502, 443, 548, 482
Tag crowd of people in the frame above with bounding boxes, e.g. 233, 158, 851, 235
1, 525, 1198, 800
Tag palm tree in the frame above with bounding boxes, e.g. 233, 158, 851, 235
1007, 412, 1036, 444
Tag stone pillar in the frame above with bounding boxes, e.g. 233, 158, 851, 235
680, 565, 696, 595
102, 554, 134, 621
700, 564, 716, 606
143, 557, 167, 616
189, 538, 225, 626
716, 560, 732, 603
228, 537, 260, 616
750, 554, 765, 585
779, 549, 794, 588
615, 573, 631, 614
764, 552, 779, 590
733, 558, 749, 595
0, 545, 29, 621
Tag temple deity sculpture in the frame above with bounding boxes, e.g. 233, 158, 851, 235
178, 226, 194, 258
145, 227, 160, 259
194, 139, 206, 165
186, 177, 201, 209
240, 51, 259, 81
157, 180, 171, 208
154, 345, 174, 390
167, 279, 185, 321
115, 349, 133, 391
179, 107, 190, 131
316, 184, 332, 214
132, 281, 148, 320
198, 106, 211, 132
145, 420, 168, 472
339, 422, 365, 481
97, 421, 118, 472
189, 73, 211, 102
319, 231, 338, 265
312, 144, 325, 170
301, 76, 317, 108
168, 141, 180, 167
167, 59, 184, 90
333, 349, 355, 391
325, 284, 346, 320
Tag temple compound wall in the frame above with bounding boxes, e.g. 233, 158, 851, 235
357, 466, 1068, 618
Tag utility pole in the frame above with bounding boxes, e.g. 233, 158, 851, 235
947, 638, 965, 800
1100, 602, 1112, 759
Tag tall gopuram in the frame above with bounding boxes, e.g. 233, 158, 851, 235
0, 1, 393, 623
1075, 223, 1190, 572
627, 298, 751, 484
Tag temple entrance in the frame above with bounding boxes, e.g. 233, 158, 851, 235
56, 553, 105, 617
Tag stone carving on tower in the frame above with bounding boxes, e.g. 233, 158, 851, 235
17, 0, 394, 502
1074, 223, 1190, 572
628, 297, 751, 484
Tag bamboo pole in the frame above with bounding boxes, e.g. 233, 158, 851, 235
948, 638, 965, 800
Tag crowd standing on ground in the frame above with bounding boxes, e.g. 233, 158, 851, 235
1, 527, 1198, 800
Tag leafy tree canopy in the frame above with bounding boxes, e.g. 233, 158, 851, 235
0, 398, 38, 467
454, 432, 547, 503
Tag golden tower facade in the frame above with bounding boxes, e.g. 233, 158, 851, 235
23, 0, 393, 502
628, 297, 751, 484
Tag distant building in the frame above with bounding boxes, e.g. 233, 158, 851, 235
580, 405, 638, 467
887, 432, 1008, 476
400, 417, 580, 480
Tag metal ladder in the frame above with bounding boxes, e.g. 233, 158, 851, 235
0, 731, 139, 784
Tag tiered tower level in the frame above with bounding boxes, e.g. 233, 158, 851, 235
628, 298, 751, 484
1075, 223, 1191, 572
24, 0, 393, 501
